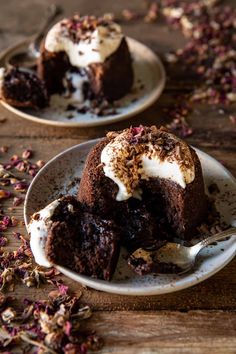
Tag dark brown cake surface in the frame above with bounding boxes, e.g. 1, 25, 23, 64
0, 67, 48, 108
88, 38, 133, 101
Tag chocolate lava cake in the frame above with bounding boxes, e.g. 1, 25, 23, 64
29, 126, 207, 280
0, 67, 48, 109
28, 196, 120, 280
37, 15, 134, 101
78, 126, 207, 248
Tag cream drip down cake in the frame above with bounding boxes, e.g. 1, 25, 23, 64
29, 126, 207, 280
37, 15, 134, 101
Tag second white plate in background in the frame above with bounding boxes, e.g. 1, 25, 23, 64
0, 38, 166, 127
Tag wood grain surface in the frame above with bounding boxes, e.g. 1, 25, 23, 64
0, 0, 236, 353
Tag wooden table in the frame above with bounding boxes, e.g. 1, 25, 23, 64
0, 1, 236, 353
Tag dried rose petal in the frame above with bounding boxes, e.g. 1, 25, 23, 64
63, 321, 72, 336
12, 197, 23, 207
3, 163, 13, 170
12, 232, 22, 240
1, 307, 16, 323
122, 9, 139, 21
3, 216, 11, 226
131, 126, 144, 136
28, 168, 37, 177
0, 189, 11, 199
0, 223, 7, 232
0, 146, 8, 153
58, 283, 69, 296
0, 236, 8, 246
229, 115, 236, 124
0, 291, 6, 307
144, 2, 159, 23
36, 160, 45, 168
14, 161, 26, 172
10, 216, 19, 227
13, 181, 29, 192
10, 155, 19, 162
22, 149, 33, 159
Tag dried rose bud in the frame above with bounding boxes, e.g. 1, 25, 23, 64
0, 146, 8, 153
0, 291, 6, 307
22, 149, 33, 159
10, 155, 19, 162
3, 163, 12, 171
36, 160, 45, 168
44, 331, 64, 350
0, 189, 11, 199
0, 236, 8, 246
122, 9, 138, 21
103, 12, 115, 21
10, 216, 19, 227
229, 115, 236, 124
58, 283, 68, 295
0, 178, 10, 186
57, 314, 67, 327
12, 232, 22, 239
10, 178, 19, 185
13, 181, 29, 192
64, 343, 81, 354
22, 276, 36, 288
28, 168, 37, 177
13, 196, 23, 207
1, 307, 16, 323
144, 2, 159, 23
0, 222, 7, 232
63, 321, 72, 336
15, 161, 26, 172
48, 290, 61, 301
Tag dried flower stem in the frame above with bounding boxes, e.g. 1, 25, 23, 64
20, 333, 57, 354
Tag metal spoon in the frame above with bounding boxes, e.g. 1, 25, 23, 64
131, 227, 236, 274
5, 4, 63, 69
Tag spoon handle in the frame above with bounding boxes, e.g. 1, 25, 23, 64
192, 227, 236, 255
29, 4, 63, 56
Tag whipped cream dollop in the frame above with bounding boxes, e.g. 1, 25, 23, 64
45, 16, 123, 68
0, 67, 5, 90
28, 199, 60, 267
101, 126, 195, 201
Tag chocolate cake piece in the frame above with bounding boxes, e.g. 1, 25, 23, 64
29, 196, 120, 281
127, 248, 183, 275
78, 126, 207, 243
37, 15, 134, 101
0, 67, 48, 108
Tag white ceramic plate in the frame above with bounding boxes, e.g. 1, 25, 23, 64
24, 139, 236, 296
0, 38, 165, 127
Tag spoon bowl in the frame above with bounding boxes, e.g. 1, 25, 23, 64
131, 227, 236, 274
5, 4, 62, 69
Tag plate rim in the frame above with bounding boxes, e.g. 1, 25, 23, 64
0, 37, 166, 128
24, 139, 236, 296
